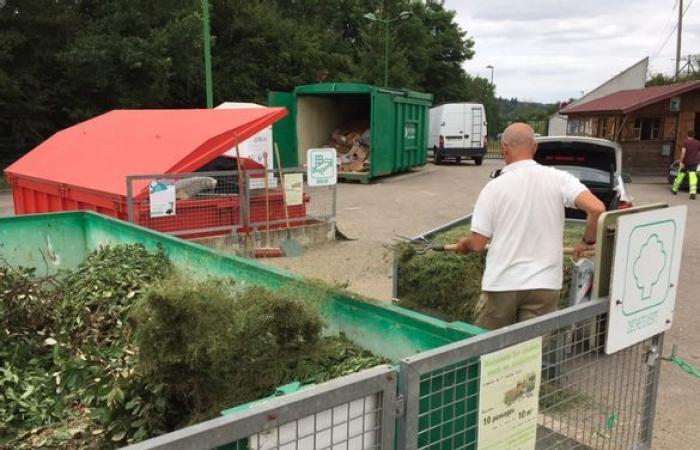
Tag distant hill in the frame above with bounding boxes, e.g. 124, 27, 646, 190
497, 97, 559, 122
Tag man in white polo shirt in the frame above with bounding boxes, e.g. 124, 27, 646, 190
454, 123, 605, 329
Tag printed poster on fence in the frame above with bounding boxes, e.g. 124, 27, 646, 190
284, 173, 304, 206
478, 337, 542, 450
149, 180, 176, 218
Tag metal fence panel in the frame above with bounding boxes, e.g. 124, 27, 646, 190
126, 168, 336, 240
485, 120, 549, 159
126, 170, 242, 238
121, 365, 398, 450
398, 300, 662, 450
244, 168, 337, 230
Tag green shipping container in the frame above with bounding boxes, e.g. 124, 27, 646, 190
269, 83, 432, 183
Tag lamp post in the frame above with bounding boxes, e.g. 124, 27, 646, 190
202, 0, 213, 108
363, 11, 413, 87
486, 65, 494, 85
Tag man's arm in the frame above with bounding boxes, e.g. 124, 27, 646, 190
454, 232, 489, 255
679, 147, 686, 168
574, 190, 606, 258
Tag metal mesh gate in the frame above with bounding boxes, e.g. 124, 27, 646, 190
126, 168, 336, 240
485, 119, 549, 159
123, 365, 397, 450
398, 300, 662, 450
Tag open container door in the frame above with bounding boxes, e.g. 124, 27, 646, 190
268, 91, 298, 168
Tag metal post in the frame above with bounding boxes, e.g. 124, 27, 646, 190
676, 0, 683, 81
641, 333, 664, 446
384, 21, 389, 87
202, 0, 214, 108
126, 176, 134, 223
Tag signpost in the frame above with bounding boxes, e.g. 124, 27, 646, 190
149, 180, 176, 218
606, 206, 687, 354
478, 337, 542, 450
307, 148, 337, 187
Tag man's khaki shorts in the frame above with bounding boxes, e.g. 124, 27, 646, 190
474, 289, 560, 330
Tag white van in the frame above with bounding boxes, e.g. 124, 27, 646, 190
429, 103, 487, 165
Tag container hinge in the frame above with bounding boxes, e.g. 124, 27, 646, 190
646, 345, 659, 367
394, 395, 405, 417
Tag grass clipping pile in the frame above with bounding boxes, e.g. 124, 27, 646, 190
0, 245, 386, 449
396, 223, 585, 324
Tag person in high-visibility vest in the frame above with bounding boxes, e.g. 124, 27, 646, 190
672, 130, 700, 199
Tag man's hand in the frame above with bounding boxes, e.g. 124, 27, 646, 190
455, 232, 489, 255
573, 242, 596, 260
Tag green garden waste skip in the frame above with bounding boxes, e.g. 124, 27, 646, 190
0, 211, 484, 449
269, 83, 432, 183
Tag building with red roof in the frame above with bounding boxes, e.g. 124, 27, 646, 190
560, 80, 700, 175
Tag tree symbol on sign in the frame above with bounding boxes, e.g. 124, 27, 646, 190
633, 234, 667, 300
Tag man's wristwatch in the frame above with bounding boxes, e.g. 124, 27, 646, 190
582, 237, 596, 245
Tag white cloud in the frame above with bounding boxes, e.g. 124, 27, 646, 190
444, 0, 700, 102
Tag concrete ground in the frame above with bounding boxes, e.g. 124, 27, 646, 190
0, 160, 696, 448
0, 189, 12, 217
264, 158, 698, 450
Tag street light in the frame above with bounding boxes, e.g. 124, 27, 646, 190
201, 0, 213, 108
486, 65, 494, 85
363, 11, 413, 87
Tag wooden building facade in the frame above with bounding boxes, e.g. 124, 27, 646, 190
562, 81, 700, 176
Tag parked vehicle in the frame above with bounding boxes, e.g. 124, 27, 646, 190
429, 103, 487, 165
491, 136, 633, 219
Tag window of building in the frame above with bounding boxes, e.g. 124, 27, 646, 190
633, 118, 661, 140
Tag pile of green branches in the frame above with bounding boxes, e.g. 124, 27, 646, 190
1, 244, 387, 448
395, 224, 584, 324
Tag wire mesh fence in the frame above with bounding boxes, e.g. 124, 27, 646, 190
244, 168, 336, 231
125, 168, 336, 240
122, 365, 397, 450
485, 119, 549, 159
398, 300, 662, 450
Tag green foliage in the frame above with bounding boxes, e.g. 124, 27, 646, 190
132, 277, 323, 419
395, 224, 585, 324
0, 0, 492, 167
497, 97, 559, 123
646, 70, 700, 87
1, 244, 388, 447
0, 244, 172, 448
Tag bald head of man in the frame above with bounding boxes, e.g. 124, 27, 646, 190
501, 123, 537, 165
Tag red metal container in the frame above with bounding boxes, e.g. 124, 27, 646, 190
5, 108, 291, 237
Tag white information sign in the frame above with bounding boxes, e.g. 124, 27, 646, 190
478, 337, 542, 450
307, 148, 337, 187
606, 206, 687, 354
284, 173, 304, 207
149, 180, 176, 218
217, 102, 274, 170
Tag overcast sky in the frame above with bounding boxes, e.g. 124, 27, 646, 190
443, 0, 700, 103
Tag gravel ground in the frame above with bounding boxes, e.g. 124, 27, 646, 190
264, 158, 699, 449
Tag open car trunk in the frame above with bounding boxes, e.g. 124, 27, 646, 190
535, 140, 619, 219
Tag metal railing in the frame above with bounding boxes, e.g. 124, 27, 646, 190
243, 167, 337, 232
397, 299, 662, 450
118, 300, 663, 450
122, 365, 398, 450
125, 168, 336, 240
485, 120, 549, 159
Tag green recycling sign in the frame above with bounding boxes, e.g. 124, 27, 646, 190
307, 148, 337, 187
606, 206, 687, 354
